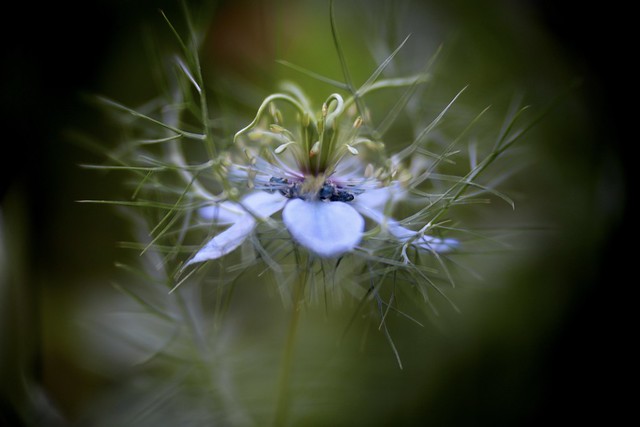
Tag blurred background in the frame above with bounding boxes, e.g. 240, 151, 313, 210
1, 0, 628, 425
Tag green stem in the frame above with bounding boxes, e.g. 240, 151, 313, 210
273, 263, 307, 426
234, 94, 310, 143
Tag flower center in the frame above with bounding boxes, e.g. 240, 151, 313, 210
268, 176, 354, 202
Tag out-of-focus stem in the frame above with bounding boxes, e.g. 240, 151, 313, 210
273, 264, 307, 426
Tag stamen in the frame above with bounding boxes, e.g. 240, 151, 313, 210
345, 144, 359, 155
309, 141, 320, 158
274, 141, 296, 154
267, 176, 356, 202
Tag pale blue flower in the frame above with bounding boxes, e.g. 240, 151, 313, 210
186, 162, 457, 265
185, 91, 458, 266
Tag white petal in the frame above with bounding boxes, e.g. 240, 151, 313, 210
199, 191, 286, 223
388, 223, 459, 254
386, 222, 414, 239
198, 201, 244, 224
353, 187, 392, 211
186, 216, 257, 266
352, 202, 386, 224
354, 204, 458, 254
353, 182, 405, 211
188, 191, 287, 266
282, 199, 364, 258
240, 191, 287, 218
419, 236, 459, 253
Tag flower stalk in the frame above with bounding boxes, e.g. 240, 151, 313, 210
273, 260, 308, 426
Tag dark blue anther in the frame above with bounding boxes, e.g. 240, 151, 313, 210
330, 191, 354, 202
268, 176, 355, 202
318, 183, 335, 200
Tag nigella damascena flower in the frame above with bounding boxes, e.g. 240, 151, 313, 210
185, 89, 458, 266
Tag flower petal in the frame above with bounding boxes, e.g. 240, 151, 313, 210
353, 182, 405, 211
198, 201, 244, 224
353, 203, 458, 254
240, 191, 287, 218
419, 236, 459, 253
186, 216, 257, 266
188, 191, 287, 266
198, 191, 286, 224
282, 199, 364, 258
388, 223, 459, 253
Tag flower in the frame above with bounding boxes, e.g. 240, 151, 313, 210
185, 90, 458, 266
